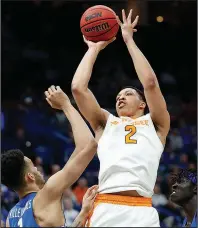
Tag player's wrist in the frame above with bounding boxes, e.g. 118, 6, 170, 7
61, 101, 72, 110
88, 46, 101, 54
78, 210, 89, 224
124, 36, 134, 45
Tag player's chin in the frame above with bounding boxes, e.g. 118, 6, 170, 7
169, 192, 180, 203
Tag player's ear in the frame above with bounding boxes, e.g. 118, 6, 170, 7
26, 173, 35, 182
139, 101, 146, 110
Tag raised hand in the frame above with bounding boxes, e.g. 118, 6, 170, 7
83, 35, 116, 51
44, 85, 70, 110
116, 9, 139, 43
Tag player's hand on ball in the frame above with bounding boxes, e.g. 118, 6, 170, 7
81, 185, 98, 214
83, 35, 116, 51
44, 85, 70, 110
116, 9, 139, 43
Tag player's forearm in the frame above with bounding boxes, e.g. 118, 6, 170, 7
62, 102, 93, 151
125, 38, 159, 89
72, 47, 100, 91
70, 210, 88, 227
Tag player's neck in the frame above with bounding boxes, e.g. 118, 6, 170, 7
130, 111, 144, 119
183, 195, 197, 222
18, 185, 40, 199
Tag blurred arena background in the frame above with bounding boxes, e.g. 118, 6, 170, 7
1, 0, 197, 227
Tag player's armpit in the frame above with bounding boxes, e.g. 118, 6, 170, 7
35, 138, 97, 204
144, 83, 170, 138
72, 87, 109, 131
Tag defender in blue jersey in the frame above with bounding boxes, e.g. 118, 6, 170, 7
2, 86, 98, 227
170, 169, 197, 227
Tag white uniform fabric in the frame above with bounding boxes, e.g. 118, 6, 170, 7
88, 203, 160, 227
97, 113, 164, 197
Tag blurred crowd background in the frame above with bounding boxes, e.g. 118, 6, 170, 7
1, 1, 197, 227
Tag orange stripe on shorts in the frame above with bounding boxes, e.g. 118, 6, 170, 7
86, 194, 152, 227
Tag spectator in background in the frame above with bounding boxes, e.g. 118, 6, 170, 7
63, 188, 79, 210
152, 184, 168, 207
73, 177, 88, 205
179, 154, 189, 169
63, 198, 79, 226
169, 128, 183, 152
51, 164, 61, 175
1, 220, 5, 227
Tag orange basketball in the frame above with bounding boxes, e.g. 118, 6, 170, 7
80, 5, 119, 42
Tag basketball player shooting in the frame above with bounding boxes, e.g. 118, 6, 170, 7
2, 86, 98, 227
72, 9, 170, 227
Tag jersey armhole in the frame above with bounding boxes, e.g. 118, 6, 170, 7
146, 113, 164, 150
97, 113, 113, 145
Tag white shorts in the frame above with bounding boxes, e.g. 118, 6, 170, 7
86, 194, 160, 227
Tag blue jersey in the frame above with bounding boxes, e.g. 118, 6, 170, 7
8, 192, 39, 227
182, 211, 197, 227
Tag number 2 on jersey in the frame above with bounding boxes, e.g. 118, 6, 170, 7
125, 125, 137, 144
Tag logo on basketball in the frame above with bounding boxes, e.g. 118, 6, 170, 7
85, 12, 102, 21
84, 22, 110, 33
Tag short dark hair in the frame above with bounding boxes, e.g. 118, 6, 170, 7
1, 149, 26, 191
171, 169, 197, 186
120, 86, 146, 103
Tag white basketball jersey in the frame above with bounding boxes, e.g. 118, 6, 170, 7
97, 113, 164, 197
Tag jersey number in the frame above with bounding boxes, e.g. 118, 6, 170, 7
18, 218, 23, 227
125, 125, 137, 144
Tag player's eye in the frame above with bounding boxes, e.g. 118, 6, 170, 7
126, 92, 132, 96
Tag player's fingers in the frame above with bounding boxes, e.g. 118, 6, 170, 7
88, 186, 99, 199
133, 29, 137, 32
46, 98, 52, 106
127, 9, 133, 24
88, 189, 97, 200
122, 9, 127, 23
132, 15, 139, 27
56, 86, 62, 91
50, 85, 56, 92
116, 15, 122, 26
48, 87, 53, 95
84, 185, 98, 198
44, 91, 50, 98
83, 35, 88, 43
108, 37, 116, 44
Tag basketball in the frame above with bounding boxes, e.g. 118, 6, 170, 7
80, 5, 119, 42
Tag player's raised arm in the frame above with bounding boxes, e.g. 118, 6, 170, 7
71, 36, 115, 131
35, 86, 97, 204
117, 9, 170, 141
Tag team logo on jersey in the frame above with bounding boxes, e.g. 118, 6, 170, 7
111, 121, 119, 125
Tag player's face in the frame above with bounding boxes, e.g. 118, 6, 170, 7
24, 157, 45, 189
170, 178, 196, 206
116, 88, 145, 117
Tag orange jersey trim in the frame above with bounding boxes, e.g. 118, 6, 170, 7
86, 194, 152, 227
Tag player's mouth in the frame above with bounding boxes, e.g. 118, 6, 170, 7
170, 190, 178, 197
118, 101, 126, 109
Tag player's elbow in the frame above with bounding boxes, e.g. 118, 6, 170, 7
89, 138, 98, 150
143, 76, 158, 90
71, 83, 86, 94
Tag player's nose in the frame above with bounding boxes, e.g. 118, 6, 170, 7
119, 94, 126, 101
172, 182, 178, 191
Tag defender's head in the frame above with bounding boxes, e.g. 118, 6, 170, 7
116, 86, 146, 117
1, 149, 45, 192
170, 169, 197, 207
